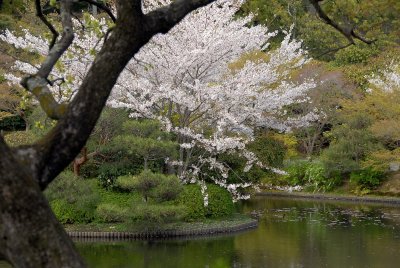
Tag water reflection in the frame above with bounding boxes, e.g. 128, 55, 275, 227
77, 196, 400, 267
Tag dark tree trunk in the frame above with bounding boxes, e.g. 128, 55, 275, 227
0, 139, 85, 267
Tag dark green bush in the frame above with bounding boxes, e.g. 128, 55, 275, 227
135, 170, 162, 201
178, 184, 206, 221
206, 184, 234, 218
96, 203, 128, 223
45, 172, 99, 223
97, 161, 138, 188
350, 168, 385, 189
154, 175, 182, 202
50, 199, 96, 224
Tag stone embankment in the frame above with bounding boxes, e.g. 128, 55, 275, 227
68, 219, 258, 240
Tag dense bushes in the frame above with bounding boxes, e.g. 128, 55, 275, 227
45, 170, 235, 225
178, 184, 206, 221
116, 170, 182, 202
45, 172, 99, 223
206, 184, 234, 218
284, 160, 341, 192
177, 184, 234, 221
350, 168, 386, 190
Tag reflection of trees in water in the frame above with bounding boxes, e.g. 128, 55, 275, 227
236, 197, 400, 267
77, 237, 236, 267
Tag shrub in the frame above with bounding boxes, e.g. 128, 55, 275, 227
154, 175, 182, 202
305, 161, 341, 192
135, 170, 162, 201
284, 160, 311, 185
50, 199, 96, 224
128, 204, 186, 224
96, 203, 128, 223
206, 184, 234, 218
45, 171, 99, 223
116, 175, 137, 192
97, 162, 137, 188
350, 168, 385, 189
178, 184, 206, 221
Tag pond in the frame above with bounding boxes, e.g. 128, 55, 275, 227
75, 196, 400, 267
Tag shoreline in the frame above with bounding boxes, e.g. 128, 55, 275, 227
257, 191, 400, 205
66, 216, 258, 240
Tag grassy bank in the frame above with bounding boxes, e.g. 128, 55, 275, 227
45, 171, 248, 235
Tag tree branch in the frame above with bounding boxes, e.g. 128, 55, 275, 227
79, 0, 116, 22
310, 0, 376, 45
22, 0, 75, 120
35, 0, 59, 49
145, 0, 215, 34
316, 42, 353, 58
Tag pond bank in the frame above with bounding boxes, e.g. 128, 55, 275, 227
65, 215, 258, 240
258, 191, 400, 205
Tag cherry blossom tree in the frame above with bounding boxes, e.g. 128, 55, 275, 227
111, 0, 317, 194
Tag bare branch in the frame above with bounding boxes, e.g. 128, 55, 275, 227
79, 0, 116, 22
310, 0, 375, 45
35, 0, 59, 49
316, 42, 353, 58
37, 0, 75, 79
22, 0, 75, 120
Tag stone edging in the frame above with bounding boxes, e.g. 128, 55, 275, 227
67, 220, 258, 240
257, 191, 400, 205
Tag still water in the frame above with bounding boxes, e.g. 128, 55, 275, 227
78, 196, 400, 267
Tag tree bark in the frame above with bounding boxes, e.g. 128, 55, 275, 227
0, 138, 85, 267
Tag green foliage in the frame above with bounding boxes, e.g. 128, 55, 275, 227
0, 14, 13, 31
117, 172, 183, 202
115, 175, 137, 192
135, 170, 162, 201
97, 161, 138, 188
206, 184, 234, 218
154, 175, 183, 202
247, 132, 286, 167
284, 160, 341, 192
129, 204, 186, 224
178, 184, 206, 221
111, 135, 177, 169
284, 160, 310, 185
334, 45, 379, 66
305, 161, 341, 192
88, 107, 130, 148
95, 204, 128, 223
361, 149, 400, 172
46, 172, 99, 223
321, 113, 377, 176
240, 0, 400, 61
350, 168, 385, 189
177, 184, 234, 221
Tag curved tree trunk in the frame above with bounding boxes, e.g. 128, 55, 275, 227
0, 139, 85, 267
